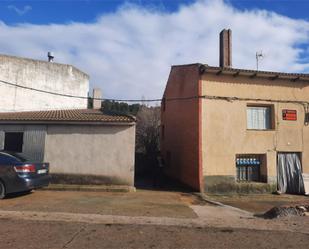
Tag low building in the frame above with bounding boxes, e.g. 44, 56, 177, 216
0, 108, 136, 186
0, 53, 136, 186
161, 29, 309, 193
0, 54, 89, 112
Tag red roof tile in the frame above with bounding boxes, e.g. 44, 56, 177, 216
0, 109, 135, 124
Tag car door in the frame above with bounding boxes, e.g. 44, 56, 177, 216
0, 153, 20, 193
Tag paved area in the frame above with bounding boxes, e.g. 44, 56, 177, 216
0, 190, 309, 248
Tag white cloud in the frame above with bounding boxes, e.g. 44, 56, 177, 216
8, 5, 32, 16
0, 0, 309, 100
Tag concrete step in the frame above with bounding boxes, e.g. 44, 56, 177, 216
40, 184, 136, 193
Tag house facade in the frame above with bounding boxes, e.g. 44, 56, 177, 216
0, 109, 136, 185
161, 30, 309, 193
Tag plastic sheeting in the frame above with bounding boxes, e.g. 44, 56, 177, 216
302, 174, 309, 195
277, 153, 305, 194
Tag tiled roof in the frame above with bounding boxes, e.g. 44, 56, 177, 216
0, 109, 135, 124
203, 65, 309, 81
173, 63, 309, 82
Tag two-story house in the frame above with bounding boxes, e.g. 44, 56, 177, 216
161, 29, 309, 194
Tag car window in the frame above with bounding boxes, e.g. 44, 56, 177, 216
0, 152, 21, 164
10, 153, 29, 162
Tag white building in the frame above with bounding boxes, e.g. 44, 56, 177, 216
0, 54, 89, 112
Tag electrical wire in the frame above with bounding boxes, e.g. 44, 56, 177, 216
1, 78, 309, 106
1, 77, 309, 125
0, 79, 161, 102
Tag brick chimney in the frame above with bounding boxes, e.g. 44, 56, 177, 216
92, 88, 102, 109
219, 29, 232, 68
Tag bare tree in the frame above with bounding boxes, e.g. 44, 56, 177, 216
136, 105, 160, 155
135, 105, 163, 186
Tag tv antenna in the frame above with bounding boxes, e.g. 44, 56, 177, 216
256, 51, 265, 70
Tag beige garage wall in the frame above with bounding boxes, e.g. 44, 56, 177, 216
44, 124, 135, 185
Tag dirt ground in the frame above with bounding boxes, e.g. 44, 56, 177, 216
0, 219, 308, 249
1, 190, 309, 248
207, 193, 309, 213
1, 190, 203, 218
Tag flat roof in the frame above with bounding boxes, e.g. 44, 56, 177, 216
0, 54, 89, 78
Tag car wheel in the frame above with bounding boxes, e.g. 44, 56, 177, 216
0, 181, 6, 199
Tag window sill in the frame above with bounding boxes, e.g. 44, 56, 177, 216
246, 129, 275, 131
236, 180, 263, 183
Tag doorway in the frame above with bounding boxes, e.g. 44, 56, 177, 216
277, 152, 304, 194
4, 132, 24, 152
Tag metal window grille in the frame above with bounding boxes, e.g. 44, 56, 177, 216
236, 155, 261, 182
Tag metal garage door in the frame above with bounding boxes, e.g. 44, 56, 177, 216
23, 129, 46, 162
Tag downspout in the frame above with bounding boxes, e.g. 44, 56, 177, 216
198, 74, 203, 192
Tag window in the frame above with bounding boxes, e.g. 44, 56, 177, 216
236, 154, 264, 182
305, 113, 309, 124
4, 132, 24, 152
247, 105, 272, 130
0, 152, 20, 164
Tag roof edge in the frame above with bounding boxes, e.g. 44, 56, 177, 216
0, 121, 135, 126
170, 62, 309, 78
0, 108, 136, 124
171, 63, 201, 68
0, 53, 89, 78
198, 64, 309, 82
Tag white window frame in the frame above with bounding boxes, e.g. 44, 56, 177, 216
247, 105, 272, 130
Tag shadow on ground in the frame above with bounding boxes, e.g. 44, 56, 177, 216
4, 190, 33, 199
135, 172, 194, 193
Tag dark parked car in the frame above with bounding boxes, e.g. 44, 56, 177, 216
0, 151, 50, 199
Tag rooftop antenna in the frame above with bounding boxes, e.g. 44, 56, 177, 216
256, 51, 265, 70
47, 52, 54, 62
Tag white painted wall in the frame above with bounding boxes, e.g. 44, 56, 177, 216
0, 54, 89, 112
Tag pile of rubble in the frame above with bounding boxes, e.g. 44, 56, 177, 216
263, 204, 309, 219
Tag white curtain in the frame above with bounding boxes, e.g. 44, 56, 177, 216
247, 106, 270, 130
277, 153, 305, 194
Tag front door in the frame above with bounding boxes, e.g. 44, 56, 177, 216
277, 152, 304, 194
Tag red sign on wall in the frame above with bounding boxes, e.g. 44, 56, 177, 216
282, 110, 297, 121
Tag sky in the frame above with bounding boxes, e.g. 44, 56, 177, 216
0, 0, 309, 100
